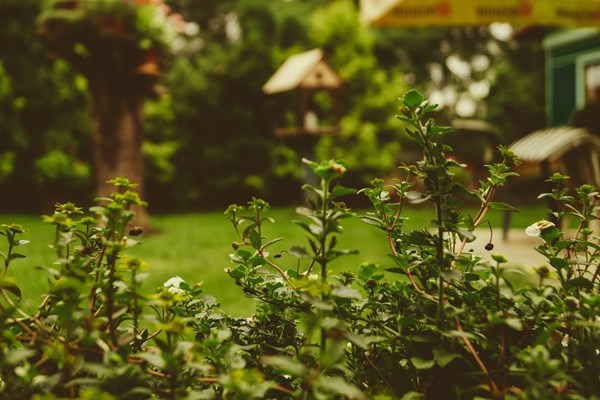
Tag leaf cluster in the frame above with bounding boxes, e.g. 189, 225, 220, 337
1, 92, 599, 399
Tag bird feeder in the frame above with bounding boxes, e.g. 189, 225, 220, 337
263, 48, 343, 137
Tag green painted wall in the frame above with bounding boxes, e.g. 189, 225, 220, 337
544, 29, 600, 126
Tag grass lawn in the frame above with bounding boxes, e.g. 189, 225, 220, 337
2, 204, 547, 316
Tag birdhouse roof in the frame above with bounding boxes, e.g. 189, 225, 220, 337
509, 126, 600, 162
263, 48, 342, 94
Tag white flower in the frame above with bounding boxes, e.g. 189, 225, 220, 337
164, 276, 185, 290
308, 274, 319, 281
167, 286, 185, 295
525, 220, 555, 237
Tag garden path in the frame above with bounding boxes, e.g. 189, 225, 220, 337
466, 228, 547, 268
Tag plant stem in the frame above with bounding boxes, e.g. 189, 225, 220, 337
105, 252, 118, 345
455, 317, 500, 397
132, 269, 139, 339
434, 185, 446, 320
319, 178, 330, 354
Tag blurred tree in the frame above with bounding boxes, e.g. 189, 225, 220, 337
486, 35, 546, 143
0, 0, 546, 213
143, 0, 324, 209
0, 0, 92, 212
371, 24, 546, 143
310, 0, 408, 185
38, 0, 191, 227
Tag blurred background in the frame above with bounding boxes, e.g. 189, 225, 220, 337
4, 0, 600, 313
0, 0, 559, 214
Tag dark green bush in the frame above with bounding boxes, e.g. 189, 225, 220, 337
0, 91, 598, 399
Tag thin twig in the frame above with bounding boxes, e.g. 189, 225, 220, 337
364, 353, 393, 391
258, 249, 295, 287
454, 317, 499, 397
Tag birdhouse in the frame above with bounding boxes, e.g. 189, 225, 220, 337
263, 48, 343, 137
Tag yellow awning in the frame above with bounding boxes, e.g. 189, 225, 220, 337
361, 0, 600, 27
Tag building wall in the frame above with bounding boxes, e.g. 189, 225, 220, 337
544, 28, 600, 126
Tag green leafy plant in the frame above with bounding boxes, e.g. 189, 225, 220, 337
0, 91, 598, 399
34, 149, 90, 187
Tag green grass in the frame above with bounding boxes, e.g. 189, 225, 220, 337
2, 204, 546, 316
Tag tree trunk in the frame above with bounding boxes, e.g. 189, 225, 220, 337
91, 85, 150, 231
38, 5, 160, 232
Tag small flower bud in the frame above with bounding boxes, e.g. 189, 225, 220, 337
129, 226, 143, 237
400, 107, 411, 116
565, 296, 579, 310
328, 328, 344, 341
485, 243, 494, 251
535, 265, 550, 278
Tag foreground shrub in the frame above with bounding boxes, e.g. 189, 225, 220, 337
0, 91, 598, 399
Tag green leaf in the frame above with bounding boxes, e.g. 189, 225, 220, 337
488, 202, 519, 212
402, 90, 425, 109
440, 269, 463, 282
241, 223, 257, 241
315, 376, 367, 400
400, 392, 426, 400
3, 348, 35, 365
137, 352, 166, 369
549, 257, 569, 270
405, 191, 429, 204
262, 356, 305, 376
429, 125, 453, 135
295, 206, 313, 217
465, 272, 480, 281
332, 286, 361, 300
345, 332, 384, 350
0, 277, 21, 299
567, 276, 593, 290
288, 245, 309, 258
385, 267, 406, 274
7, 253, 26, 263
359, 263, 378, 280
388, 254, 409, 270
331, 185, 357, 199
228, 266, 245, 279
262, 237, 283, 249
453, 228, 475, 242
396, 114, 416, 124
433, 346, 461, 368
422, 103, 439, 114
293, 220, 314, 236
533, 322, 562, 346
503, 317, 524, 331
309, 224, 322, 236
301, 184, 323, 198
408, 230, 434, 246
248, 257, 265, 267
249, 230, 261, 249
410, 356, 435, 370
328, 248, 358, 261
540, 226, 561, 242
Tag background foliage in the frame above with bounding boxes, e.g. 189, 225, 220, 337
0, 92, 597, 399
0, 0, 547, 212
